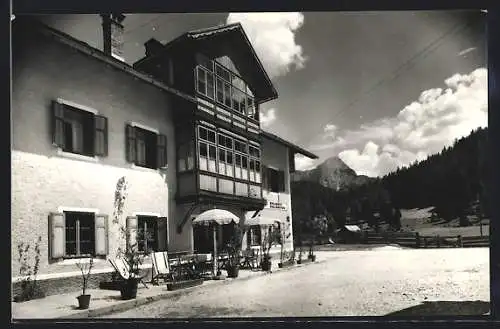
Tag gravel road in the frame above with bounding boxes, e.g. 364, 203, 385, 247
100, 247, 489, 318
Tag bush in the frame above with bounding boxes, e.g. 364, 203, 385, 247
14, 236, 45, 302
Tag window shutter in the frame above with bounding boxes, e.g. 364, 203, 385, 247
126, 216, 138, 251
125, 125, 136, 163
52, 101, 65, 148
157, 134, 167, 169
157, 217, 168, 251
246, 229, 251, 247
49, 212, 66, 259
278, 170, 285, 192
94, 115, 108, 157
94, 214, 109, 257
262, 166, 268, 190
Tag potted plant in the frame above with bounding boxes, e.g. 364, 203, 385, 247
278, 216, 295, 268
260, 229, 274, 271
75, 258, 94, 309
296, 246, 304, 265
308, 241, 316, 262
117, 226, 151, 300
225, 225, 243, 278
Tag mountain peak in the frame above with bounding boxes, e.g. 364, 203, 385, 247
292, 155, 374, 190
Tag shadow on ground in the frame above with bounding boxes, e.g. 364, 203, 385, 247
385, 301, 490, 316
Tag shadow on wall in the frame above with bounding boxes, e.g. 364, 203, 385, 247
385, 301, 490, 317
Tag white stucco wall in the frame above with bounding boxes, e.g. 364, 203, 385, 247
12, 30, 177, 278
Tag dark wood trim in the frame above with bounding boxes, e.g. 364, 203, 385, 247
176, 203, 199, 234
197, 169, 262, 187
175, 191, 266, 211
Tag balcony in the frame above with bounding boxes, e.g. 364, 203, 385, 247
194, 56, 261, 137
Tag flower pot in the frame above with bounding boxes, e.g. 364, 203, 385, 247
261, 259, 272, 271
77, 294, 91, 309
308, 254, 316, 262
226, 265, 240, 278
120, 279, 138, 300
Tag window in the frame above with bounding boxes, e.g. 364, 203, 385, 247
137, 216, 158, 253
198, 126, 217, 173
216, 64, 231, 82
249, 145, 260, 158
178, 141, 194, 172
218, 148, 227, 175
126, 125, 167, 170
216, 78, 224, 104
248, 145, 261, 183
52, 100, 108, 157
199, 126, 216, 143
241, 155, 248, 180
234, 153, 242, 179
49, 211, 108, 260
269, 223, 282, 245
234, 140, 247, 153
247, 225, 261, 246
196, 67, 214, 99
218, 134, 233, 149
196, 59, 257, 119
266, 167, 285, 192
231, 87, 246, 114
65, 212, 95, 257
223, 82, 232, 107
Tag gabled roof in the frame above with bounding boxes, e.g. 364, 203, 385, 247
261, 130, 318, 159
13, 16, 196, 106
134, 23, 278, 104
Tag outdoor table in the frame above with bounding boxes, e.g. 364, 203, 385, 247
193, 253, 212, 277
169, 255, 199, 280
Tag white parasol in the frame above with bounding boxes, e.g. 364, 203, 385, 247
192, 209, 240, 277
244, 215, 281, 227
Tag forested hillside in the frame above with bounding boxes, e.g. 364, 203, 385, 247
291, 127, 489, 238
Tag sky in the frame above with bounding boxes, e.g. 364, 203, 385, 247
39, 11, 488, 177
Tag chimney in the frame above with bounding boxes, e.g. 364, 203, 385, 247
101, 13, 126, 61
144, 38, 164, 57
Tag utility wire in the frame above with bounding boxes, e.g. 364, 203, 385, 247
328, 20, 475, 124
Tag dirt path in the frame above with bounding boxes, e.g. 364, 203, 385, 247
99, 248, 489, 318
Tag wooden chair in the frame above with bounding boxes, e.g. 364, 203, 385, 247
151, 252, 174, 285
109, 257, 149, 289
240, 248, 260, 270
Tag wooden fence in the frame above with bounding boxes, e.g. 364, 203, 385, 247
362, 231, 489, 248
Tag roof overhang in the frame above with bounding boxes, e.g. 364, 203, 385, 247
13, 16, 197, 107
134, 23, 278, 104
261, 130, 318, 159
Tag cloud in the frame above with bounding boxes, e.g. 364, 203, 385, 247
457, 47, 476, 57
226, 13, 307, 79
260, 108, 277, 127
323, 123, 338, 139
295, 154, 317, 171
313, 68, 488, 177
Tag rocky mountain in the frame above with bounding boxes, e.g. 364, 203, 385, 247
292, 156, 375, 191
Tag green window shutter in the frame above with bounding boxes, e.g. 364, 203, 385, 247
125, 125, 136, 163
94, 115, 108, 156
157, 217, 168, 251
49, 212, 66, 259
94, 214, 109, 256
157, 134, 167, 169
52, 101, 65, 148
126, 216, 138, 251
